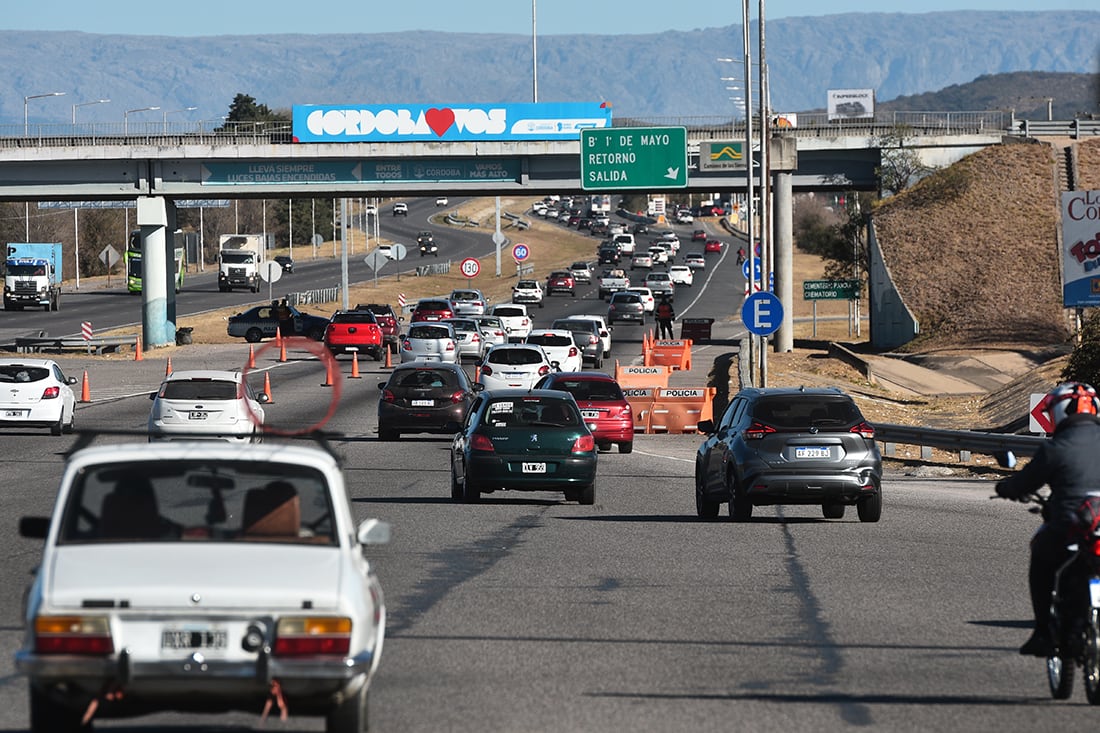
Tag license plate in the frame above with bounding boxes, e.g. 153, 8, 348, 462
522, 462, 547, 473
411, 399, 435, 407
581, 410, 600, 420
161, 627, 228, 650
3, 409, 26, 418
795, 446, 830, 459
189, 411, 209, 420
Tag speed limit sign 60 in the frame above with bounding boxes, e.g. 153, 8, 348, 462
460, 257, 481, 278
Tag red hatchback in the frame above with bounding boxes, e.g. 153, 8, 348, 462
704, 239, 724, 254
411, 298, 454, 322
533, 371, 634, 453
324, 310, 385, 360
546, 271, 576, 296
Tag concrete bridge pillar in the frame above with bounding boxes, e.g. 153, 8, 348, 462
773, 170, 794, 352
135, 196, 178, 349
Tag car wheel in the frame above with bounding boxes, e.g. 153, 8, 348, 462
618, 442, 633, 454
325, 682, 368, 733
857, 490, 882, 523
245, 328, 263, 343
592, 356, 602, 370
729, 472, 753, 522
695, 469, 720, 519
379, 428, 399, 441
50, 415, 63, 436
576, 483, 595, 505
309, 327, 326, 341
822, 502, 845, 519
63, 407, 75, 434
597, 441, 613, 452
451, 469, 464, 500
30, 687, 85, 733
463, 470, 480, 504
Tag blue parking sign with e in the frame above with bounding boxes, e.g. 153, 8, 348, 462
741, 291, 783, 336
741, 257, 761, 280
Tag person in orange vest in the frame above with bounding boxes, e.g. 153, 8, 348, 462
655, 297, 675, 339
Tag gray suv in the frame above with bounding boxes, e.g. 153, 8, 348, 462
694, 387, 882, 523
551, 318, 604, 370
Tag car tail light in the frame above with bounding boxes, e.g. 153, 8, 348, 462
572, 434, 596, 453
521, 318, 529, 326
471, 334, 480, 343
850, 421, 875, 439
589, 335, 599, 345
41, 386, 61, 400
381, 389, 396, 403
743, 421, 776, 440
538, 365, 550, 376
609, 305, 616, 311
273, 616, 352, 657
450, 390, 466, 404
34, 615, 113, 655
480, 365, 493, 376
470, 433, 495, 452
568, 347, 578, 357
445, 341, 455, 352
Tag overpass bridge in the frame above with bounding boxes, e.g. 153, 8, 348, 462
0, 110, 1089, 348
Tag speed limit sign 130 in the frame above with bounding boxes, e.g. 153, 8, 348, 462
460, 257, 481, 278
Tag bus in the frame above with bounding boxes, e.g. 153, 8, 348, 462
126, 230, 185, 294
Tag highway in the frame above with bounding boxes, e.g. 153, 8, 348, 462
0, 206, 1084, 731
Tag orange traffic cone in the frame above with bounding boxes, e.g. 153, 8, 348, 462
134, 336, 143, 362
247, 344, 256, 369
350, 352, 361, 379
79, 370, 91, 403
384, 346, 392, 369
279, 337, 288, 363
165, 357, 173, 377
321, 359, 334, 388
263, 372, 274, 403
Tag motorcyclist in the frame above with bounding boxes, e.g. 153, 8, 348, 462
995, 381, 1100, 656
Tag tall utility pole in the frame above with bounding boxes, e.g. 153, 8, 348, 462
741, 0, 756, 384
758, 0, 770, 386
531, 0, 538, 103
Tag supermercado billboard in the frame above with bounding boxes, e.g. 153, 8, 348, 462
1062, 190, 1100, 307
292, 102, 612, 142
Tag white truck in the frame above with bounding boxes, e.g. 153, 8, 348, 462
4, 242, 63, 311
217, 234, 267, 293
598, 267, 631, 300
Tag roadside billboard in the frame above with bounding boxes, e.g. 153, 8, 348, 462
292, 102, 612, 143
1062, 190, 1100, 307
827, 89, 875, 121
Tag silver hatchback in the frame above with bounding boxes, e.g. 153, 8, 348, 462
400, 322, 458, 363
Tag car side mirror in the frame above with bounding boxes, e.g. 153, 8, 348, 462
19, 516, 49, 539
475, 358, 484, 367
697, 419, 715, 435
67, 376, 78, 385
257, 393, 270, 404
377, 382, 386, 390
995, 451, 1017, 469
356, 518, 391, 546
472, 383, 485, 392
443, 420, 462, 433
150, 392, 157, 400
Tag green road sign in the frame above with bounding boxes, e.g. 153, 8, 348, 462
803, 279, 860, 300
580, 127, 688, 190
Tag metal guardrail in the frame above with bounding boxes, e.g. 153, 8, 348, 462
1012, 119, 1100, 139
875, 422, 1046, 460
287, 286, 340, 307
13, 334, 138, 355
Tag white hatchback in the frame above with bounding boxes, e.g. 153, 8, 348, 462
525, 330, 583, 372
148, 369, 268, 442
0, 358, 77, 436
401, 322, 458, 363
478, 344, 553, 391
489, 303, 533, 342
668, 264, 695, 287
16, 441, 390, 733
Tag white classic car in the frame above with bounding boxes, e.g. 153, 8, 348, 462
16, 441, 390, 733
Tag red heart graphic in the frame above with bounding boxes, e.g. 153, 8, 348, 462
425, 108, 455, 137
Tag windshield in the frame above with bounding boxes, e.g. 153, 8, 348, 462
221, 252, 255, 264
409, 325, 452, 339
57, 460, 336, 546
6, 264, 47, 277
161, 379, 240, 400
487, 348, 545, 366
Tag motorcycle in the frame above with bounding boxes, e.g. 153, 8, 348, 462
1000, 489, 1100, 702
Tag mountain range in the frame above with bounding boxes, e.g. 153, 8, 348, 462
1, 10, 1098, 128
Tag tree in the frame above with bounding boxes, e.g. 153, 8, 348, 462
793, 192, 874, 281
1062, 310, 1100, 386
875, 125, 934, 197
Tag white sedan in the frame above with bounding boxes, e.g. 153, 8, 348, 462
668, 264, 695, 287
16, 441, 391, 733
478, 343, 553, 390
148, 369, 268, 442
0, 358, 77, 436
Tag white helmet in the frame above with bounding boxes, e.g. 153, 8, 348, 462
1041, 382, 1100, 429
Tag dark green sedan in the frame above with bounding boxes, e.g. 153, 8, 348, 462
450, 389, 598, 504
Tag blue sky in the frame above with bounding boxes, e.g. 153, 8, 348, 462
3, 1, 1096, 36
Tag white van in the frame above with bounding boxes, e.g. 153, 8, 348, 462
613, 233, 636, 254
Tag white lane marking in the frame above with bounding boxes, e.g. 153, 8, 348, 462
678, 239, 733, 318
632, 448, 694, 463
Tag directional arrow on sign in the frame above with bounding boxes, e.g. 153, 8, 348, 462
664, 167, 680, 180
1029, 393, 1054, 434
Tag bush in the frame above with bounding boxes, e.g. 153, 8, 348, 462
1062, 310, 1100, 385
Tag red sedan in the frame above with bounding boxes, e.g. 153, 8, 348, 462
704, 239, 724, 254
533, 371, 633, 453
546, 271, 577, 296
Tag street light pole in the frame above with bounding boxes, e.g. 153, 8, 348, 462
162, 106, 197, 132
72, 98, 110, 124
532, 0, 538, 103
23, 91, 66, 241
124, 106, 160, 135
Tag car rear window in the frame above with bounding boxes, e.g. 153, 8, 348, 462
484, 397, 579, 427
57, 460, 336, 546
493, 306, 524, 317
445, 320, 478, 332
451, 291, 479, 300
331, 312, 377, 324
417, 300, 450, 310
551, 379, 624, 401
487, 348, 545, 366
527, 334, 574, 347
752, 397, 862, 429
409, 325, 451, 339
0, 366, 49, 383
612, 294, 641, 304
517, 281, 539, 289
393, 368, 459, 389
161, 379, 239, 400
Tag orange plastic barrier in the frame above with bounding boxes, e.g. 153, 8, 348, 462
615, 363, 671, 390
622, 387, 656, 433
648, 387, 716, 434
649, 339, 692, 371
